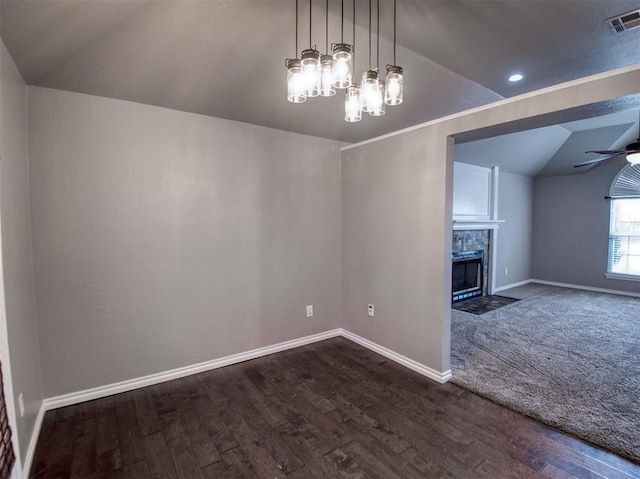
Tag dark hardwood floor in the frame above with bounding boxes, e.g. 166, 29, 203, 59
30, 337, 640, 478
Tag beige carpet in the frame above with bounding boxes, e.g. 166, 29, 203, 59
451, 284, 640, 463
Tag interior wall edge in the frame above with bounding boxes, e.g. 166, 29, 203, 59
0, 38, 45, 475
20, 400, 46, 479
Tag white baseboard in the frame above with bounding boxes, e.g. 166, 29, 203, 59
25, 329, 339, 476
340, 329, 452, 384
495, 278, 640, 298
494, 279, 532, 292
532, 279, 640, 298
22, 400, 46, 478
43, 329, 342, 411
30, 326, 450, 471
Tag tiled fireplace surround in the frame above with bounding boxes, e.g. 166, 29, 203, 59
452, 229, 491, 297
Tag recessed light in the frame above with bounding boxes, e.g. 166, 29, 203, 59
508, 73, 524, 82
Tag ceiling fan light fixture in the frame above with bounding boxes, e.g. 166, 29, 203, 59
627, 151, 640, 164
575, 112, 640, 168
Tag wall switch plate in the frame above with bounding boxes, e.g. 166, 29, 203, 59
504, 267, 508, 276
18, 393, 24, 418
368, 304, 374, 317
306, 305, 313, 317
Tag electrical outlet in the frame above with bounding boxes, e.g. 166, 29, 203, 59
504, 267, 508, 276
368, 304, 374, 317
306, 305, 313, 317
18, 393, 24, 418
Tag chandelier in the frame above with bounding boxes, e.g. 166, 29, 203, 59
286, 0, 404, 122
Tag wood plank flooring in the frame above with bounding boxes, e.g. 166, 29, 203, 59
30, 337, 640, 478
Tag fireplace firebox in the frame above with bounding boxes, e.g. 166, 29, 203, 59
452, 250, 484, 302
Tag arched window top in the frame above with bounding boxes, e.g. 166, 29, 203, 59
610, 164, 640, 198
607, 163, 640, 279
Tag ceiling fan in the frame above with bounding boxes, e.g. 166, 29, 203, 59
574, 111, 640, 168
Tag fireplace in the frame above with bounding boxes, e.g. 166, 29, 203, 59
452, 250, 484, 302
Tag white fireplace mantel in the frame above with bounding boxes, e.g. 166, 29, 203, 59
452, 164, 504, 294
452, 220, 505, 231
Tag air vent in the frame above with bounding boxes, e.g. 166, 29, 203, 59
607, 9, 640, 33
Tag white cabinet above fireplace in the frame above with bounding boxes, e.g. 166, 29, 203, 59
453, 163, 503, 230
453, 163, 492, 220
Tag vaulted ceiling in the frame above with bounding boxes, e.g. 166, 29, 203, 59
1, 0, 640, 145
455, 109, 640, 177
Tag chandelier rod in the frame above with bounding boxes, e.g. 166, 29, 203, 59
368, 0, 372, 70
393, 0, 397, 65
376, 0, 380, 71
309, 0, 312, 48
352, 0, 356, 72
295, 0, 299, 56
341, 0, 344, 43
325, 0, 329, 52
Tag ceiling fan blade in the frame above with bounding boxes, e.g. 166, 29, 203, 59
574, 153, 624, 168
585, 150, 626, 155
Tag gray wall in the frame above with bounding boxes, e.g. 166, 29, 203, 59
495, 171, 533, 288
0, 41, 44, 463
342, 132, 454, 373
11, 57, 640, 408
342, 67, 640, 376
29, 87, 343, 397
533, 157, 640, 294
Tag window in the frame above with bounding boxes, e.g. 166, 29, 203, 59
607, 164, 640, 279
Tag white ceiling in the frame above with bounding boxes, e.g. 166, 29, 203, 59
1, 0, 639, 144
455, 109, 640, 177
455, 124, 571, 177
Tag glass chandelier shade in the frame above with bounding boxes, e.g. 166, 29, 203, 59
320, 55, 336, 97
286, 59, 307, 103
360, 70, 380, 113
300, 48, 321, 98
385, 65, 403, 105
331, 43, 353, 89
345, 84, 362, 122
286, 0, 404, 122
369, 79, 385, 116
